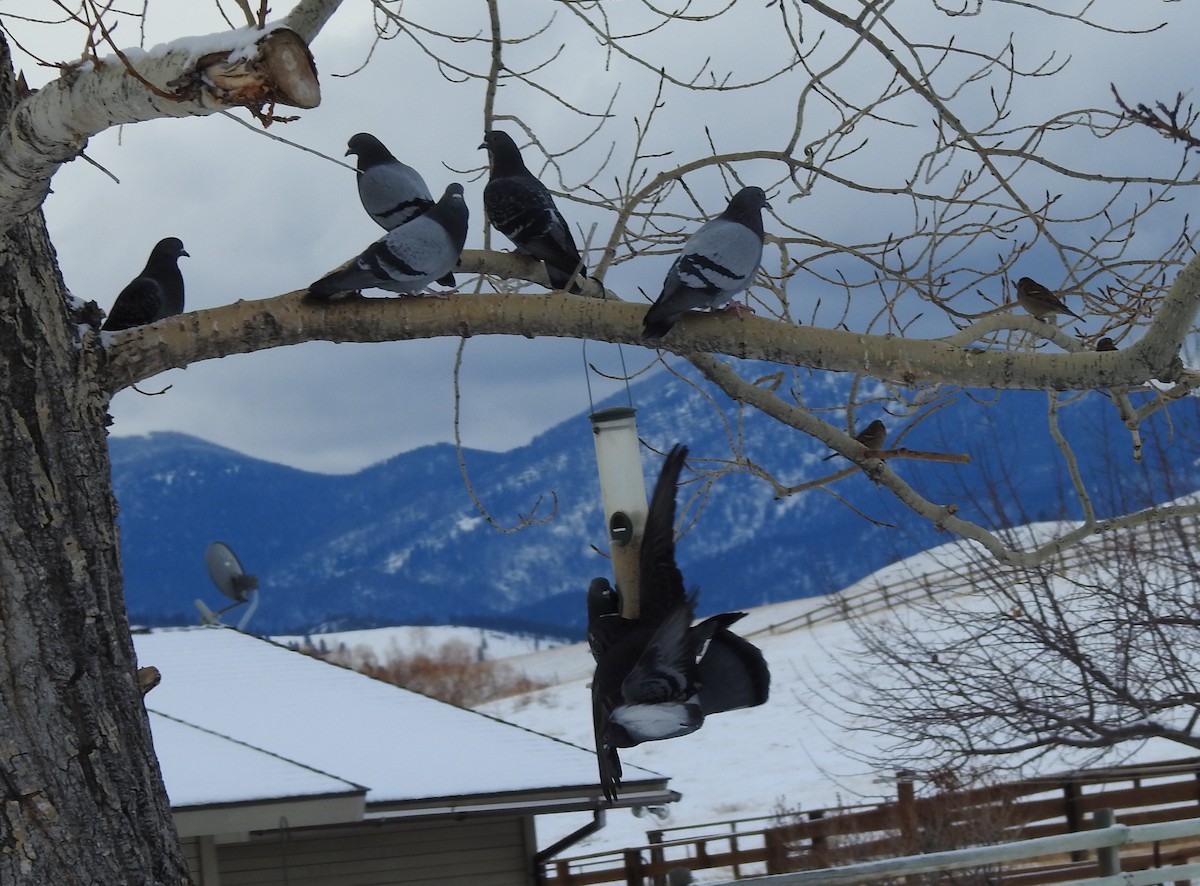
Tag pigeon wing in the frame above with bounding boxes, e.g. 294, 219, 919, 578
359, 162, 434, 230
103, 278, 163, 331
308, 186, 467, 299
643, 221, 762, 338
637, 445, 689, 626
670, 219, 763, 303
620, 602, 695, 706
696, 628, 771, 715
484, 177, 585, 288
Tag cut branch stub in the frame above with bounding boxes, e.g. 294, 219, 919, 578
170, 29, 320, 111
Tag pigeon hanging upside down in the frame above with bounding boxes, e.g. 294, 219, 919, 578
102, 237, 189, 331
642, 187, 769, 340
307, 183, 468, 300
587, 445, 771, 803
345, 132, 435, 231
480, 130, 589, 293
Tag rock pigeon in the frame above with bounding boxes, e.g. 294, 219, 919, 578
642, 187, 769, 340
588, 445, 770, 802
1016, 276, 1083, 321
822, 419, 887, 461
346, 132, 434, 231
102, 237, 188, 331
480, 130, 588, 293
307, 184, 468, 300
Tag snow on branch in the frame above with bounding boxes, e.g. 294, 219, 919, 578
0, 0, 341, 234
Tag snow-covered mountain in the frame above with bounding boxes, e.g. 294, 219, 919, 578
110, 360, 1200, 634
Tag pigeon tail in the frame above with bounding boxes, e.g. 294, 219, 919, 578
641, 307, 678, 340
696, 629, 771, 716
545, 260, 588, 294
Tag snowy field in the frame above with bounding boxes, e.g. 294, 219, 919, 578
282, 529, 1191, 871
273, 623, 566, 662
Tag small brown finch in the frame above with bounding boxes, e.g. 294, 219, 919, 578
137, 666, 161, 696
823, 419, 887, 461
1016, 276, 1083, 321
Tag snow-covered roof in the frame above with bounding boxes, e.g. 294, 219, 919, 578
135, 626, 669, 822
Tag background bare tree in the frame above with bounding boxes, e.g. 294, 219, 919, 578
815, 504, 1200, 779
3, 0, 1200, 879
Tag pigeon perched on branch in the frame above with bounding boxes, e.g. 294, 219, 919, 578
345, 132, 434, 231
642, 187, 768, 340
307, 184, 468, 299
588, 445, 770, 802
1016, 276, 1083, 321
480, 130, 588, 293
102, 237, 188, 331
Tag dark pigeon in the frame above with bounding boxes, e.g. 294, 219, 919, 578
346, 132, 435, 231
307, 184, 468, 300
642, 187, 769, 340
480, 130, 588, 293
588, 445, 770, 802
102, 237, 188, 331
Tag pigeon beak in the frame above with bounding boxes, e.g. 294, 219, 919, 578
180, 249, 190, 258
344, 147, 352, 157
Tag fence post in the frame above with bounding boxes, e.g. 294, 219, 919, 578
646, 830, 665, 886
810, 809, 829, 869
1094, 808, 1120, 877
764, 828, 787, 874
555, 859, 572, 885
897, 770, 918, 853
730, 821, 742, 880
1064, 780, 1085, 861
624, 849, 645, 886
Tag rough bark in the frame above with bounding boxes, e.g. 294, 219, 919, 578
0, 34, 188, 884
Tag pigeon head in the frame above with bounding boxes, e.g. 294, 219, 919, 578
479, 131, 526, 175
588, 578, 621, 621
151, 237, 189, 261
345, 133, 394, 169
427, 183, 470, 252
719, 187, 769, 232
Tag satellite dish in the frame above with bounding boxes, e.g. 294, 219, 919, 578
205, 541, 259, 602
198, 541, 261, 630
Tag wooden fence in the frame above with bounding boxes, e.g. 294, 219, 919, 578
717, 815, 1200, 886
540, 757, 1200, 886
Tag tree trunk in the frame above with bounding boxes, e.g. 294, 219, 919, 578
0, 35, 187, 884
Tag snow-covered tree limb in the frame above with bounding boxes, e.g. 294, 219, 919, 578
0, 0, 341, 234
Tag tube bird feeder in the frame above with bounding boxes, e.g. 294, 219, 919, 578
589, 406, 649, 618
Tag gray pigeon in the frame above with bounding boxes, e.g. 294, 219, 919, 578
346, 132, 434, 231
642, 187, 768, 340
102, 237, 188, 331
588, 445, 770, 802
480, 130, 588, 293
307, 184, 469, 300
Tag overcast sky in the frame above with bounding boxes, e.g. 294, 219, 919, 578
9, 1, 1199, 473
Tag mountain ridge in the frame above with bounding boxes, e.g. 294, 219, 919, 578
110, 361, 1200, 634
